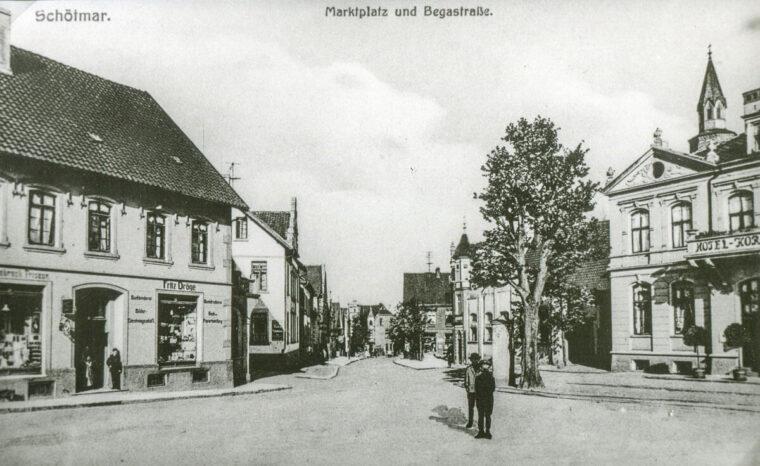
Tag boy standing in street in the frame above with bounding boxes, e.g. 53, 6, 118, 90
464, 353, 480, 429
475, 359, 496, 439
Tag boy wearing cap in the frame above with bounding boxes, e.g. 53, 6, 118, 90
464, 353, 480, 429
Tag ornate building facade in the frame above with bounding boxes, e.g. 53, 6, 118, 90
604, 52, 760, 374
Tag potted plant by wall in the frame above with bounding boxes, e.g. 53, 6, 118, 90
683, 325, 708, 379
723, 323, 750, 382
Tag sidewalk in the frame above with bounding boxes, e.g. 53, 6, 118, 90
0, 382, 291, 414
493, 365, 760, 413
297, 364, 340, 380
394, 353, 458, 370
326, 355, 366, 367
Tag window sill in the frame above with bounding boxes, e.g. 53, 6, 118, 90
189, 263, 215, 271
84, 251, 120, 261
630, 334, 652, 338
143, 257, 174, 267
0, 241, 9, 249
23, 244, 66, 254
233, 238, 248, 242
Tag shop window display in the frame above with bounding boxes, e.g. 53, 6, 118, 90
157, 295, 198, 366
0, 285, 43, 375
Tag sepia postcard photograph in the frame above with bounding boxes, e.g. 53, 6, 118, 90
1, 0, 759, 464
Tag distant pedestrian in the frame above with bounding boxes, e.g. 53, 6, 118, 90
464, 353, 480, 429
474, 359, 495, 439
446, 344, 454, 368
106, 348, 122, 390
84, 355, 94, 389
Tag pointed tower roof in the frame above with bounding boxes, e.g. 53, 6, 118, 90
452, 233, 472, 259
697, 49, 726, 111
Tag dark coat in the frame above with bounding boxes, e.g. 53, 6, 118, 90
475, 369, 495, 400
106, 354, 122, 373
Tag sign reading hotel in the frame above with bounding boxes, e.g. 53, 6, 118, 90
689, 231, 760, 256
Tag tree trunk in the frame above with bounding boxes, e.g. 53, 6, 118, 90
521, 302, 544, 388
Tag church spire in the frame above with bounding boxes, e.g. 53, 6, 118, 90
697, 45, 727, 133
689, 47, 735, 153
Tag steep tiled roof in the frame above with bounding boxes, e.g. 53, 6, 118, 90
0, 47, 246, 208
252, 211, 290, 241
403, 272, 452, 305
306, 265, 324, 295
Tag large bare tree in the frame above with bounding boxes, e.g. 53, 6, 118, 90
472, 116, 598, 388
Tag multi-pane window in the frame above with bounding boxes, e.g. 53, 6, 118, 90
146, 213, 166, 259
28, 191, 56, 246
671, 203, 692, 248
470, 325, 478, 342
631, 210, 650, 253
87, 201, 111, 252
250, 262, 268, 293
191, 221, 208, 264
157, 295, 197, 366
672, 282, 694, 335
633, 283, 652, 335
485, 327, 493, 343
729, 192, 754, 232
234, 217, 248, 240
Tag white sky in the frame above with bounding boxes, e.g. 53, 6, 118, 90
4, 0, 760, 305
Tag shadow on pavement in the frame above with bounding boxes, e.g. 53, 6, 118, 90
429, 405, 476, 437
442, 368, 466, 385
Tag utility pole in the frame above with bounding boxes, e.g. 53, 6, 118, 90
426, 251, 433, 273
225, 162, 241, 187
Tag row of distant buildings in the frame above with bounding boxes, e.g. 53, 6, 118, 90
0, 9, 338, 400
405, 52, 760, 378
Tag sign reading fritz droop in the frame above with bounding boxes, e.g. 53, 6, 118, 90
689, 231, 760, 257
163, 280, 198, 291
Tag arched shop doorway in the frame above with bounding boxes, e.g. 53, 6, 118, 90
740, 278, 760, 373
74, 286, 124, 392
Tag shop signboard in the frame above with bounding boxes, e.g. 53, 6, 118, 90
128, 292, 156, 365
203, 296, 229, 361
687, 231, 760, 258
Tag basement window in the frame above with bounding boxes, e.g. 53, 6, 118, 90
147, 373, 166, 388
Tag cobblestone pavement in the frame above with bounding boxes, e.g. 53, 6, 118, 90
2, 358, 759, 465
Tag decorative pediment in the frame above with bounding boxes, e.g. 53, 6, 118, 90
623, 159, 693, 188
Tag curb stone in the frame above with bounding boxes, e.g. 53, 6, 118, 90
0, 385, 292, 415
494, 386, 760, 414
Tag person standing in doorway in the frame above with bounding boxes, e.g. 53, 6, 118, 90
464, 353, 480, 429
84, 355, 94, 389
475, 359, 496, 439
106, 348, 123, 390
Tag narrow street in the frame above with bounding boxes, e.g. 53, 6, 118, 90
2, 358, 758, 465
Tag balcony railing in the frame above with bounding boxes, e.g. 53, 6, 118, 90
686, 228, 760, 259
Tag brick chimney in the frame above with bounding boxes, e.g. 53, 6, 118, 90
287, 197, 298, 253
0, 8, 10, 75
